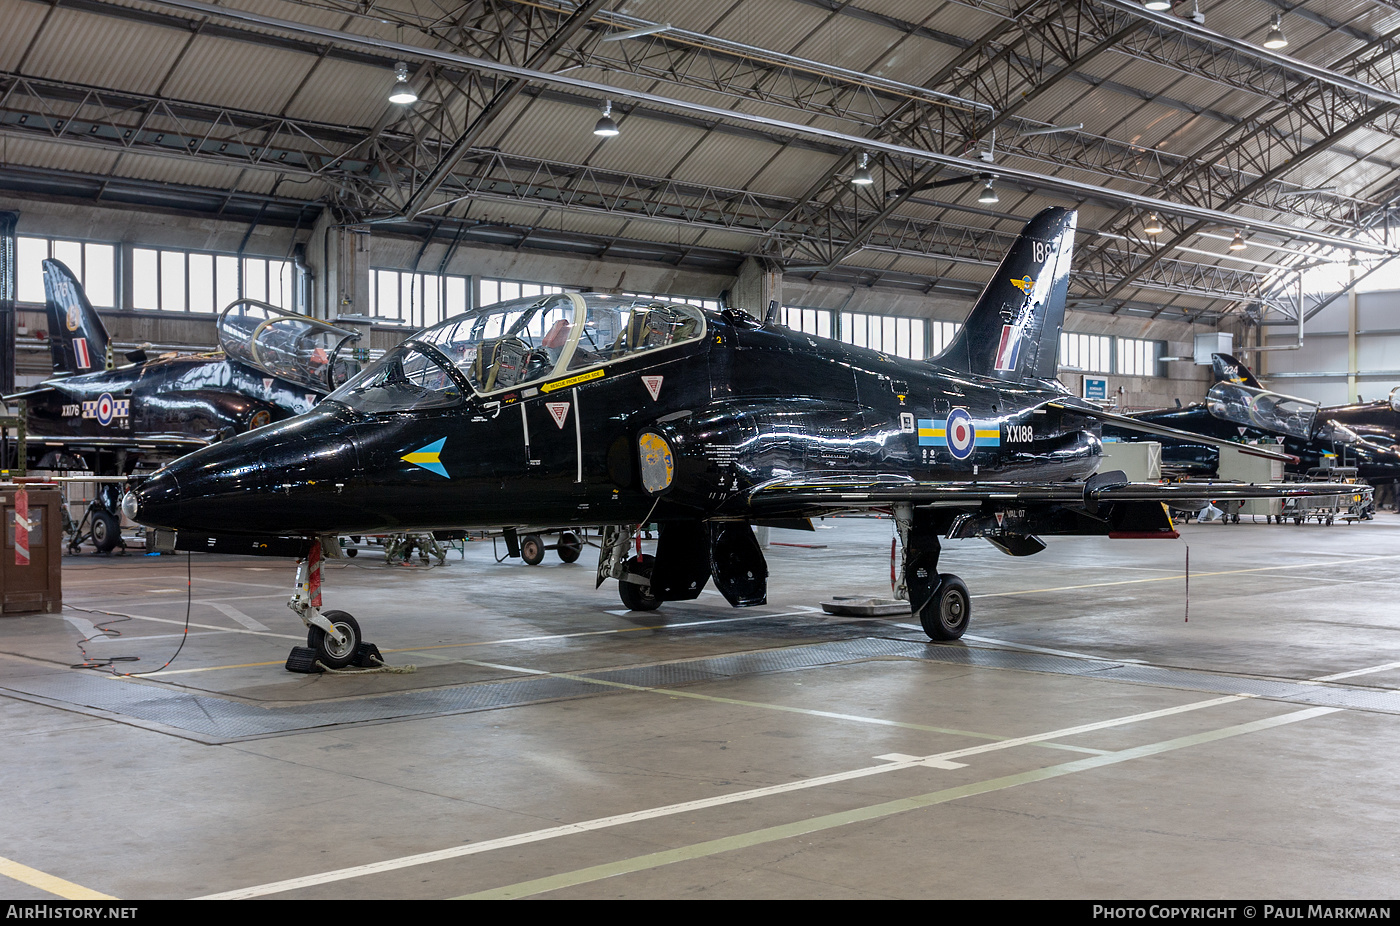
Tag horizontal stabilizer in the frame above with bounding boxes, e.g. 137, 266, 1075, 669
1050, 400, 1298, 463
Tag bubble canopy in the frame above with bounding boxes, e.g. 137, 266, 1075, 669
218, 299, 365, 393
326, 293, 707, 413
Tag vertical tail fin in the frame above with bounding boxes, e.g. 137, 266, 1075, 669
43, 259, 109, 375
936, 207, 1076, 383
1210, 353, 1261, 388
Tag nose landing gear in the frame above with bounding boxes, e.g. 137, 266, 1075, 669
284, 538, 385, 672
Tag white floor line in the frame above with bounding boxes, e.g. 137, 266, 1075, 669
204, 602, 271, 632
961, 633, 1149, 664
197, 693, 1254, 899
430, 608, 823, 649
1309, 661, 1400, 683
462, 705, 1340, 900
52, 610, 299, 640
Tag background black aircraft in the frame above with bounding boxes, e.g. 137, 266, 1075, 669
4, 259, 367, 475
126, 207, 1343, 668
1103, 353, 1400, 485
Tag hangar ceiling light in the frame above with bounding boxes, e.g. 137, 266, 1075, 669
851, 152, 874, 186
593, 100, 619, 137
1263, 15, 1289, 50
388, 62, 417, 104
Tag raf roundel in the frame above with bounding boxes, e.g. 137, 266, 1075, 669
945, 407, 976, 460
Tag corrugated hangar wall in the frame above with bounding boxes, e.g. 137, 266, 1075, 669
1262, 290, 1400, 406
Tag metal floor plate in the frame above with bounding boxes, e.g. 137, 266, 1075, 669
4, 635, 1398, 744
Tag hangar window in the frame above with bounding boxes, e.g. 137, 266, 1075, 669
131, 248, 294, 313
1117, 338, 1160, 376
624, 291, 721, 312
16, 237, 116, 308
840, 311, 927, 360
370, 269, 469, 329
1057, 333, 1163, 376
1059, 332, 1112, 373
478, 278, 566, 307
778, 306, 832, 339
929, 321, 961, 355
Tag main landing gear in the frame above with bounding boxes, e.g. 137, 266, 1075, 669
894, 503, 971, 642
599, 521, 769, 613
284, 538, 384, 673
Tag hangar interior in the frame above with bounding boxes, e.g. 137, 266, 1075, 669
2, 0, 1400, 902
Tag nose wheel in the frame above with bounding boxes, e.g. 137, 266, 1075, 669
307, 610, 362, 669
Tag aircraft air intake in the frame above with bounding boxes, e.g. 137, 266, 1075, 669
935, 207, 1076, 384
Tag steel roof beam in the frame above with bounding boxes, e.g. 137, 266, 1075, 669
128, 0, 1390, 256
44, 0, 1389, 233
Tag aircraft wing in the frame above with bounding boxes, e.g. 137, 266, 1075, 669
1048, 399, 1299, 463
742, 473, 1358, 513
16, 434, 211, 449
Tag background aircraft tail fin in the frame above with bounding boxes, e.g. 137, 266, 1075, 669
43, 259, 110, 375
1211, 352, 1261, 387
936, 207, 1076, 383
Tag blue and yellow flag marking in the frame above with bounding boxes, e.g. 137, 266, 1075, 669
917, 421, 1000, 446
402, 437, 449, 478
917, 417, 1000, 460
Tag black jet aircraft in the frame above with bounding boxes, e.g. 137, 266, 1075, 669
1103, 353, 1400, 484
5, 259, 368, 475
125, 208, 1345, 668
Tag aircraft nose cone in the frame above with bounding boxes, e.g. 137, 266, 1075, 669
122, 405, 364, 536
126, 470, 182, 529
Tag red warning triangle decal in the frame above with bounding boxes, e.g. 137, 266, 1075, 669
642, 375, 663, 401
547, 401, 570, 429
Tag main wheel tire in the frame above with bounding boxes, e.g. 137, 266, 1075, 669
90, 510, 120, 554
618, 554, 660, 611
556, 531, 583, 563
919, 574, 971, 642
520, 533, 545, 566
619, 579, 660, 611
307, 610, 361, 670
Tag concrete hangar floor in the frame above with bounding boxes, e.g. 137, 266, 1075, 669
2, 516, 1399, 900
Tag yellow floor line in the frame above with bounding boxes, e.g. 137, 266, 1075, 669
0, 855, 115, 900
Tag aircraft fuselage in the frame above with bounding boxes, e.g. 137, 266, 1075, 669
130, 310, 1101, 536
18, 355, 322, 468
